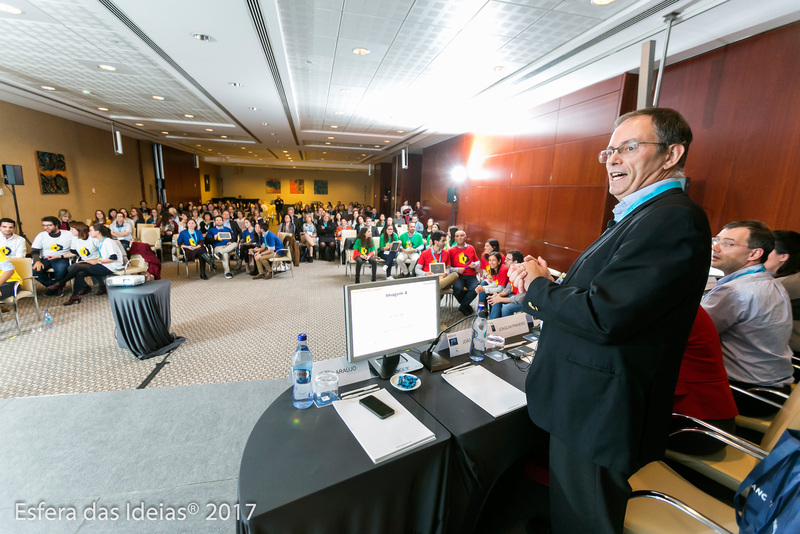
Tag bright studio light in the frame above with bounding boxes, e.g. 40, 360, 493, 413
451, 167, 467, 182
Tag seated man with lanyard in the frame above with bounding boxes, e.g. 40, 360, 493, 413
0, 248, 21, 301
205, 215, 237, 279
414, 230, 458, 291
31, 216, 74, 297
702, 220, 794, 416
396, 224, 424, 277
251, 221, 284, 280
448, 229, 481, 316
109, 212, 133, 253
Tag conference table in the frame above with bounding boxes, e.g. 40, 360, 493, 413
237, 344, 538, 534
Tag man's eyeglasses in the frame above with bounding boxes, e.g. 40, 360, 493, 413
598, 141, 666, 163
711, 237, 751, 249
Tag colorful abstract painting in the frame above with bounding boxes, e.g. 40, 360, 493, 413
290, 179, 304, 194
36, 151, 69, 194
265, 180, 281, 194
314, 180, 328, 195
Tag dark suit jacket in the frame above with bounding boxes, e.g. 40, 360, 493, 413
523, 188, 711, 474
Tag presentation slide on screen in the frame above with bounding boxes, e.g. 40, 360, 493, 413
350, 281, 438, 357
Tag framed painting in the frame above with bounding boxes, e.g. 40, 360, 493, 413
204, 174, 211, 192
314, 180, 328, 195
265, 180, 281, 194
290, 179, 304, 194
36, 151, 69, 194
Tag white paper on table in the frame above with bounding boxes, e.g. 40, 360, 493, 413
333, 388, 435, 464
442, 365, 527, 418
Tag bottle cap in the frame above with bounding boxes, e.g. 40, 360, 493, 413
298, 333, 307, 341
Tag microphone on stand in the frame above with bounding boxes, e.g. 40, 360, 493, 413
419, 313, 477, 372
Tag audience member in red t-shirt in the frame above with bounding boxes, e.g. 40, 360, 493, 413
448, 230, 481, 316
669, 306, 739, 455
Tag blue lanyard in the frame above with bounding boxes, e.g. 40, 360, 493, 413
719, 265, 766, 285
432, 249, 442, 263
619, 181, 682, 221
189, 231, 198, 243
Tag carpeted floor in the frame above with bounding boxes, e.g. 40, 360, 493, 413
0, 258, 463, 399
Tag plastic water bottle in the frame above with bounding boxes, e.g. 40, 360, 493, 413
470, 304, 488, 362
292, 333, 314, 409
43, 309, 54, 330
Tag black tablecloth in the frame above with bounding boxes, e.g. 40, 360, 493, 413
238, 382, 451, 534
107, 280, 185, 360
406, 348, 539, 534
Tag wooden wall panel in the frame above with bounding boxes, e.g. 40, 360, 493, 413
555, 92, 620, 144
420, 75, 629, 266
511, 146, 554, 187
656, 21, 800, 233
162, 145, 200, 205
543, 186, 608, 251
551, 136, 608, 186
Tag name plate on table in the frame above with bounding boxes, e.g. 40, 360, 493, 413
443, 329, 472, 356
487, 315, 529, 338
313, 357, 371, 387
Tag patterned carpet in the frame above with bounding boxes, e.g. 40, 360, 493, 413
0, 257, 464, 399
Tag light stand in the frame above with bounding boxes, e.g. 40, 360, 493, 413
3, 177, 29, 245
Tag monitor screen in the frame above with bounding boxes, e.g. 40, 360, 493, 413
344, 277, 439, 378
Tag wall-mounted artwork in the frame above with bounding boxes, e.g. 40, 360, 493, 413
265, 180, 281, 194
314, 180, 328, 195
290, 179, 304, 194
204, 174, 211, 192
36, 151, 69, 194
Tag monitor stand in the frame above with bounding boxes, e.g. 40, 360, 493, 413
369, 353, 423, 379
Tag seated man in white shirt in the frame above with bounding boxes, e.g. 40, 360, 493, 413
109, 212, 133, 253
31, 216, 74, 296
0, 218, 27, 258
701, 220, 794, 416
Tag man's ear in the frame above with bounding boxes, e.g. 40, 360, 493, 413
749, 247, 765, 262
663, 144, 685, 170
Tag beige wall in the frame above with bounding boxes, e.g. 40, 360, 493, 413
198, 161, 221, 203
0, 101, 153, 240
218, 166, 372, 207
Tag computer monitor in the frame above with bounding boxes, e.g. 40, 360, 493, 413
344, 277, 440, 379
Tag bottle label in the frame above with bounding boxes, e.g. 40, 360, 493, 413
293, 369, 311, 384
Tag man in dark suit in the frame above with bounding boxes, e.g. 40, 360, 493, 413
510, 108, 711, 533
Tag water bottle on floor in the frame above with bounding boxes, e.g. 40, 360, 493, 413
469, 304, 488, 362
292, 333, 314, 409
43, 309, 54, 330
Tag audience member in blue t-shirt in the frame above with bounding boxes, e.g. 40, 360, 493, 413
177, 219, 214, 280
251, 221, 285, 280
205, 215, 238, 279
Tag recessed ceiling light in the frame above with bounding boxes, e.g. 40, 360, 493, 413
162, 131, 169, 134
248, 151, 253, 154
361, 154, 366, 156
493, 65, 504, 72
97, 107, 108, 111
325, 142, 331, 145
135, 123, 144, 126
340, 89, 351, 94
327, 136, 334, 140
82, 90, 93, 95
374, 145, 381, 148
282, 150, 288, 153
396, 130, 404, 133
184, 114, 194, 118
97, 64, 117, 72
221, 135, 227, 139
152, 95, 165, 101
384, 140, 390, 143
330, 125, 338, 129
591, 0, 616, 4
352, 47, 370, 56
41, 85, 56, 91
196, 144, 201, 147
207, 148, 212, 151
228, 82, 242, 87
334, 111, 344, 115
205, 128, 213, 132
241, 147, 246, 150
323, 152, 327, 154
0, 4, 23, 15
249, 107, 257, 111
192, 33, 211, 41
